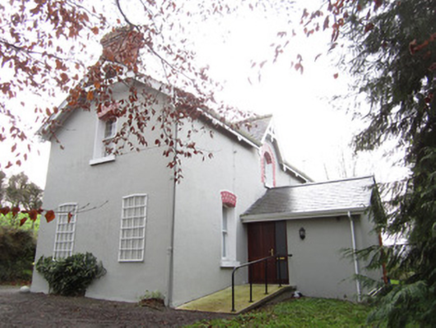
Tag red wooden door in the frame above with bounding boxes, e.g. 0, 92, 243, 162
247, 221, 289, 284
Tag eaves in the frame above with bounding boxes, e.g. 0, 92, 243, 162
240, 206, 369, 223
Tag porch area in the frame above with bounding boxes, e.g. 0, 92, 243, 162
176, 284, 295, 314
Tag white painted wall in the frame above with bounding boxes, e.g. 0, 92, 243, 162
170, 118, 303, 307
32, 84, 177, 303
286, 214, 382, 301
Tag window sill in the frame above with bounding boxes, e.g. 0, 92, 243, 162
221, 260, 240, 268
89, 155, 116, 166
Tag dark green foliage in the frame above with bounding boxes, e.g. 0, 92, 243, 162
0, 226, 36, 282
36, 252, 106, 296
338, 0, 436, 326
0, 171, 43, 232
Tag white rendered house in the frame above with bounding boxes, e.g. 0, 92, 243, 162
31, 29, 383, 307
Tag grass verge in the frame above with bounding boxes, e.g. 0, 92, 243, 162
186, 297, 371, 327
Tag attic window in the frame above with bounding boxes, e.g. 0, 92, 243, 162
104, 118, 117, 140
90, 103, 118, 165
264, 152, 274, 187
261, 145, 276, 188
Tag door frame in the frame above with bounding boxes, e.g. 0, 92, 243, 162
247, 221, 289, 284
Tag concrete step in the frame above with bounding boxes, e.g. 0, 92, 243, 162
176, 284, 296, 314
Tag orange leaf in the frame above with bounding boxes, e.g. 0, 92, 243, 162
68, 212, 73, 224
91, 27, 99, 35
87, 91, 94, 101
45, 210, 56, 223
334, 73, 339, 79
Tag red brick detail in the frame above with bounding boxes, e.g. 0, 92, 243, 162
221, 191, 237, 207
260, 144, 276, 187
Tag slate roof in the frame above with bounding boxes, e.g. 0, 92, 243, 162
241, 176, 375, 222
237, 115, 273, 143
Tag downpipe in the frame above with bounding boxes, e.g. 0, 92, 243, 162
348, 211, 362, 302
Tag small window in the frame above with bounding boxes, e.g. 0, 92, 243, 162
220, 191, 239, 267
104, 118, 117, 140
264, 152, 273, 187
262, 150, 276, 187
118, 194, 147, 262
53, 203, 77, 259
102, 118, 117, 157
90, 116, 117, 165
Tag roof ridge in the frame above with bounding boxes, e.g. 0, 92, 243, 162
236, 113, 273, 124
268, 175, 375, 190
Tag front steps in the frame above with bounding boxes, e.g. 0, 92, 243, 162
176, 284, 295, 314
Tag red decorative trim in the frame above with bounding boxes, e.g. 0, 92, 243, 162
221, 191, 237, 207
260, 144, 276, 187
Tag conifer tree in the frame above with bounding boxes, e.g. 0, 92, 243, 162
326, 0, 436, 326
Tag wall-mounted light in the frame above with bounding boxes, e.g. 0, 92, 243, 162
299, 227, 306, 240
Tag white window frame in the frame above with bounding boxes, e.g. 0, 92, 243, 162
90, 116, 117, 165
118, 194, 148, 262
53, 203, 77, 259
221, 204, 239, 268
222, 206, 229, 259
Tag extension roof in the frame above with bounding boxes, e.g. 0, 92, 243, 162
241, 176, 375, 222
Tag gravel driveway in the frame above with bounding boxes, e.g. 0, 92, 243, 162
0, 286, 231, 328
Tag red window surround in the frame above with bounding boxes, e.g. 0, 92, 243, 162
260, 145, 276, 187
221, 191, 237, 208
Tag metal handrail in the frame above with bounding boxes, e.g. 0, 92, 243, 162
231, 254, 289, 312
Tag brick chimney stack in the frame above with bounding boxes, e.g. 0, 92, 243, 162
100, 26, 144, 70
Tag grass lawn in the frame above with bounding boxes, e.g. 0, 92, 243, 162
186, 297, 372, 327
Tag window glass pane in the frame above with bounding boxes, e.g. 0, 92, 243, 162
119, 195, 147, 262
104, 119, 116, 139
54, 204, 77, 259
222, 232, 227, 258
265, 161, 273, 186
222, 207, 228, 231
222, 206, 229, 259
221, 201, 237, 263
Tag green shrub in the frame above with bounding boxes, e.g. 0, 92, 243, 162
0, 226, 36, 283
36, 252, 106, 296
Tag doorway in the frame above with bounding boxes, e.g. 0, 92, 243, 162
247, 221, 289, 284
